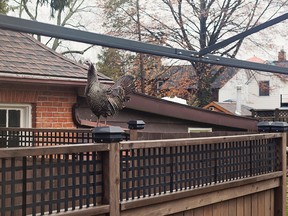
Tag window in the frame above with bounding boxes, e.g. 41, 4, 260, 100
156, 80, 164, 93
0, 104, 32, 128
208, 106, 215, 111
0, 104, 32, 148
259, 81, 270, 96
188, 128, 212, 133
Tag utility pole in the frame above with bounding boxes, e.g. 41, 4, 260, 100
136, 0, 145, 94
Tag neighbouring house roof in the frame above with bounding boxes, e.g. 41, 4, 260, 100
211, 67, 238, 89
157, 65, 197, 90
0, 28, 113, 86
203, 101, 252, 116
212, 54, 288, 90
246, 56, 266, 64
270, 60, 288, 79
74, 92, 258, 131
211, 56, 267, 89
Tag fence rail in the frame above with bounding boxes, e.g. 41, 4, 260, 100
0, 129, 286, 216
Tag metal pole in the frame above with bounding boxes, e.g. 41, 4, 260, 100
199, 13, 288, 56
1, 15, 288, 75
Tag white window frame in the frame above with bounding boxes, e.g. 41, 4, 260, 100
157, 80, 164, 89
0, 104, 32, 128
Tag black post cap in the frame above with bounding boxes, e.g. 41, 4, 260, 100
92, 126, 125, 143
128, 120, 145, 130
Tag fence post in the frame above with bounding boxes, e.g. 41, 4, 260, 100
102, 142, 120, 216
275, 108, 280, 121
251, 109, 256, 118
274, 133, 287, 216
129, 130, 138, 140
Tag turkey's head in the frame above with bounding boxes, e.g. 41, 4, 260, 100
84, 60, 93, 69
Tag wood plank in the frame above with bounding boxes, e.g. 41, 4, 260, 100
228, 199, 236, 216
270, 189, 274, 216
120, 133, 282, 150
264, 190, 271, 216
274, 132, 287, 216
236, 197, 244, 216
243, 195, 252, 216
257, 191, 265, 216
52, 205, 110, 216
0, 143, 110, 158
251, 193, 258, 216
212, 202, 221, 216
203, 205, 212, 216
109, 143, 120, 216
121, 178, 279, 216
193, 207, 203, 216
170, 213, 184, 216
183, 210, 193, 216
102, 151, 109, 205
121, 172, 282, 211
221, 201, 229, 216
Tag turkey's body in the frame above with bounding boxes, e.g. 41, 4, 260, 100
84, 61, 134, 125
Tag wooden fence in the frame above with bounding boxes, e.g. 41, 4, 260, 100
251, 108, 288, 122
0, 129, 286, 216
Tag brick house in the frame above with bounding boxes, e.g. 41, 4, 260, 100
0, 29, 112, 129
0, 28, 258, 132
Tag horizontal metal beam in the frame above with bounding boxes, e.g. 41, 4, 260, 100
0, 14, 287, 75
199, 13, 288, 56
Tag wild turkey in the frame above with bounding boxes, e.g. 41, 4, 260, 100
84, 60, 135, 126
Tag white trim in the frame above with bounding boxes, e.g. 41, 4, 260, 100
0, 103, 32, 128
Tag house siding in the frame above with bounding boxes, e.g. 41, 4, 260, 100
218, 69, 288, 110
0, 83, 77, 128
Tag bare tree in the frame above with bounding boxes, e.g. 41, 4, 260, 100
100, 0, 288, 106
12, 0, 98, 58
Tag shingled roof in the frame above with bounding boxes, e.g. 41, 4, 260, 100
0, 29, 112, 85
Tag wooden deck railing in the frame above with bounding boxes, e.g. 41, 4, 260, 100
0, 130, 286, 216
120, 134, 279, 201
251, 108, 288, 122
0, 143, 109, 215
0, 127, 93, 148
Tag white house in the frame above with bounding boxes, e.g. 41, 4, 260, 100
212, 50, 288, 110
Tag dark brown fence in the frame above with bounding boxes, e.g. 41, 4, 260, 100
0, 144, 107, 216
251, 108, 288, 122
0, 128, 92, 148
0, 128, 286, 216
134, 131, 255, 140
120, 134, 281, 202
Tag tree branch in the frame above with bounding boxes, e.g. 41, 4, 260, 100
61, 44, 94, 55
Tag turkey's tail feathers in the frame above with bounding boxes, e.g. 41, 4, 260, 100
113, 75, 135, 96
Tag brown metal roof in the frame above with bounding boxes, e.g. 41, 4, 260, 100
74, 93, 258, 131
126, 93, 257, 131
203, 101, 252, 116
0, 28, 112, 85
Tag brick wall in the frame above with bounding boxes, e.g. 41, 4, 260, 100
0, 83, 78, 129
